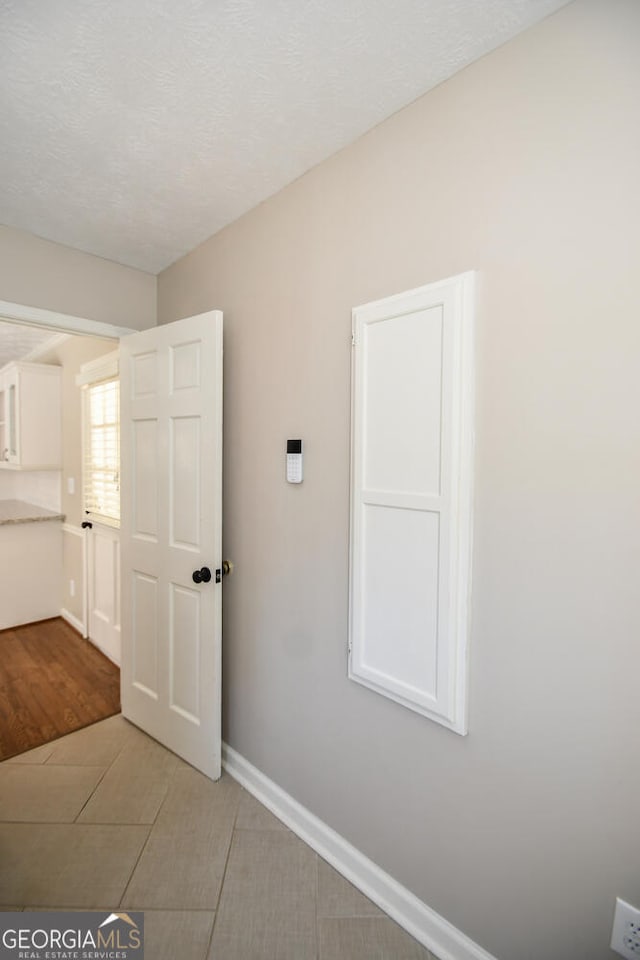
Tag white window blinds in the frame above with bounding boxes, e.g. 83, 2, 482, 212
83, 377, 120, 526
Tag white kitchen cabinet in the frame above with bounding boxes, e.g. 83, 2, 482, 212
0, 361, 61, 469
0, 501, 64, 629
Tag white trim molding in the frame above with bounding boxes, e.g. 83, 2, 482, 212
0, 299, 135, 340
75, 349, 119, 386
87, 635, 121, 666
60, 607, 85, 636
222, 743, 497, 960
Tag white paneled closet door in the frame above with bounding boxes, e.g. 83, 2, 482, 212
349, 273, 474, 734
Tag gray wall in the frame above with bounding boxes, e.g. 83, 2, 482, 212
158, 2, 640, 958
0, 224, 156, 330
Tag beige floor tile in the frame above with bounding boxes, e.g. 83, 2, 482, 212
208, 829, 317, 960
318, 917, 435, 960
317, 859, 383, 918
0, 823, 150, 908
235, 790, 289, 832
4, 742, 55, 764
0, 723, 437, 960
0, 764, 105, 822
135, 910, 215, 960
42, 715, 140, 767
121, 768, 240, 910
77, 731, 183, 824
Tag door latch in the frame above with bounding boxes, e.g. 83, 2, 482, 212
215, 560, 234, 584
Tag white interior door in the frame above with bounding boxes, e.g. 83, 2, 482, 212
119, 311, 223, 780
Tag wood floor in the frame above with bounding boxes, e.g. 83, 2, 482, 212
0, 617, 120, 761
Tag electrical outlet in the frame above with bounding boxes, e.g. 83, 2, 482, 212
69, 579, 75, 598
611, 898, 640, 959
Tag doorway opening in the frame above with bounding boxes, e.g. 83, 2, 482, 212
0, 299, 133, 758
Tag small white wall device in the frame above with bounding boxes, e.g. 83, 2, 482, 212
286, 439, 303, 483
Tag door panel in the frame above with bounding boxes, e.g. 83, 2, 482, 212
170, 416, 200, 549
131, 571, 159, 698
132, 419, 159, 539
349, 275, 474, 735
87, 524, 121, 665
169, 582, 201, 722
120, 311, 223, 779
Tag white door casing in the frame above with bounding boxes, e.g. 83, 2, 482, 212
120, 311, 223, 779
349, 273, 474, 734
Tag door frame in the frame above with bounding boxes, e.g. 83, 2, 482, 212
0, 300, 136, 341
0, 297, 138, 647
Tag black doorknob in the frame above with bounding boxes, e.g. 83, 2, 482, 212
192, 566, 212, 584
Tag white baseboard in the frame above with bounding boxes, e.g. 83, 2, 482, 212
61, 606, 120, 666
222, 743, 497, 960
60, 608, 85, 636
87, 634, 121, 667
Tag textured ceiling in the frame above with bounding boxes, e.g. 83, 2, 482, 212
0, 0, 569, 274
0, 320, 66, 368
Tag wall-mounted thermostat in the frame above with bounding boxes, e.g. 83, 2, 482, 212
286, 439, 303, 483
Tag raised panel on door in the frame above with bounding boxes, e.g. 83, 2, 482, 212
170, 416, 200, 550
170, 339, 201, 392
131, 571, 159, 700
132, 419, 159, 541
363, 305, 444, 496
132, 351, 158, 399
358, 504, 441, 705
169, 582, 201, 724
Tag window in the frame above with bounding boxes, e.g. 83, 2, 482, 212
77, 351, 120, 527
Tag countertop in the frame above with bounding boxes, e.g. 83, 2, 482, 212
0, 499, 65, 526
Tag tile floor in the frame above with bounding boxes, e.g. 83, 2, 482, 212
0, 715, 437, 959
